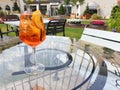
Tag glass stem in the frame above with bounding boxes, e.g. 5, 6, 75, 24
33, 47, 36, 65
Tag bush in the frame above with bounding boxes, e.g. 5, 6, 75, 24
0, 10, 5, 18
84, 4, 90, 15
13, 2, 20, 12
57, 5, 66, 15
108, 5, 120, 32
90, 14, 102, 20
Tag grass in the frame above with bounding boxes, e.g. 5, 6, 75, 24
65, 27, 83, 40
0, 24, 6, 31
0, 24, 84, 40
0, 24, 17, 36
57, 27, 83, 39
56, 27, 83, 40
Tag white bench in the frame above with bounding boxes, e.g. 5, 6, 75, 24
80, 27, 120, 75
80, 27, 120, 90
80, 27, 120, 52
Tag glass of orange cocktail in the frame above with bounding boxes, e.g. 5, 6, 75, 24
19, 10, 46, 74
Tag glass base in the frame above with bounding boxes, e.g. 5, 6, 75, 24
24, 63, 45, 75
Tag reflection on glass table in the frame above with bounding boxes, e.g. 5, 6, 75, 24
0, 36, 119, 90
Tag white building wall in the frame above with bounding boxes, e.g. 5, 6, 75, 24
19, 0, 26, 12
72, 0, 118, 19
0, 0, 26, 13
85, 0, 117, 18
0, 0, 13, 11
0, 0, 118, 18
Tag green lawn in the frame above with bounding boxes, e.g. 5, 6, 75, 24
65, 27, 83, 39
0, 24, 84, 40
57, 27, 83, 40
0, 24, 17, 36
0, 24, 6, 31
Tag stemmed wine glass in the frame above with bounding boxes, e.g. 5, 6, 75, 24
19, 10, 46, 74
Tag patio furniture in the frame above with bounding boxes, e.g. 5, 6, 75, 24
46, 19, 66, 36
6, 15, 19, 21
4, 19, 50, 27
81, 25, 120, 52
4, 15, 19, 36
0, 36, 98, 90
0, 28, 10, 41
80, 26, 120, 89
0, 28, 5, 39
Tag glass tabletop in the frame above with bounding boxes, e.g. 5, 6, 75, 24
0, 36, 73, 88
0, 36, 119, 90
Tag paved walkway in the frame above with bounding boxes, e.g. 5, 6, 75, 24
0, 36, 20, 52
77, 40, 120, 90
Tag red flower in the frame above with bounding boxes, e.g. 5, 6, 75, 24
90, 20, 104, 25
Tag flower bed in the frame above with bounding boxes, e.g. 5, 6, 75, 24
90, 20, 105, 28
90, 20, 105, 25
67, 19, 81, 26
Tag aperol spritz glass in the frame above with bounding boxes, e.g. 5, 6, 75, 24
19, 10, 46, 74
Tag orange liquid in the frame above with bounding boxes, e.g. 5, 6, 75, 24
19, 31, 46, 47
19, 11, 46, 48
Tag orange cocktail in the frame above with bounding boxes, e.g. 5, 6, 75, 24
19, 10, 46, 48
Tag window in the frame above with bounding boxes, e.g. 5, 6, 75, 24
5, 5, 10, 11
41, 5, 47, 15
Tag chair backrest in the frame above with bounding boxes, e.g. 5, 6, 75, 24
46, 19, 66, 36
0, 28, 3, 39
80, 26, 120, 52
5, 15, 19, 36
6, 15, 19, 21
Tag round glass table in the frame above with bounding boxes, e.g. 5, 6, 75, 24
0, 36, 98, 90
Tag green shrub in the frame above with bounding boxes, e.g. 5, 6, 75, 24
84, 4, 90, 15
13, 2, 20, 12
57, 4, 66, 15
108, 5, 120, 32
90, 14, 102, 20
0, 10, 5, 18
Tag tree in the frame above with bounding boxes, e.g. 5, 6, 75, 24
13, 1, 20, 12
108, 5, 120, 32
58, 4, 66, 15
83, 4, 90, 14
64, 0, 70, 5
